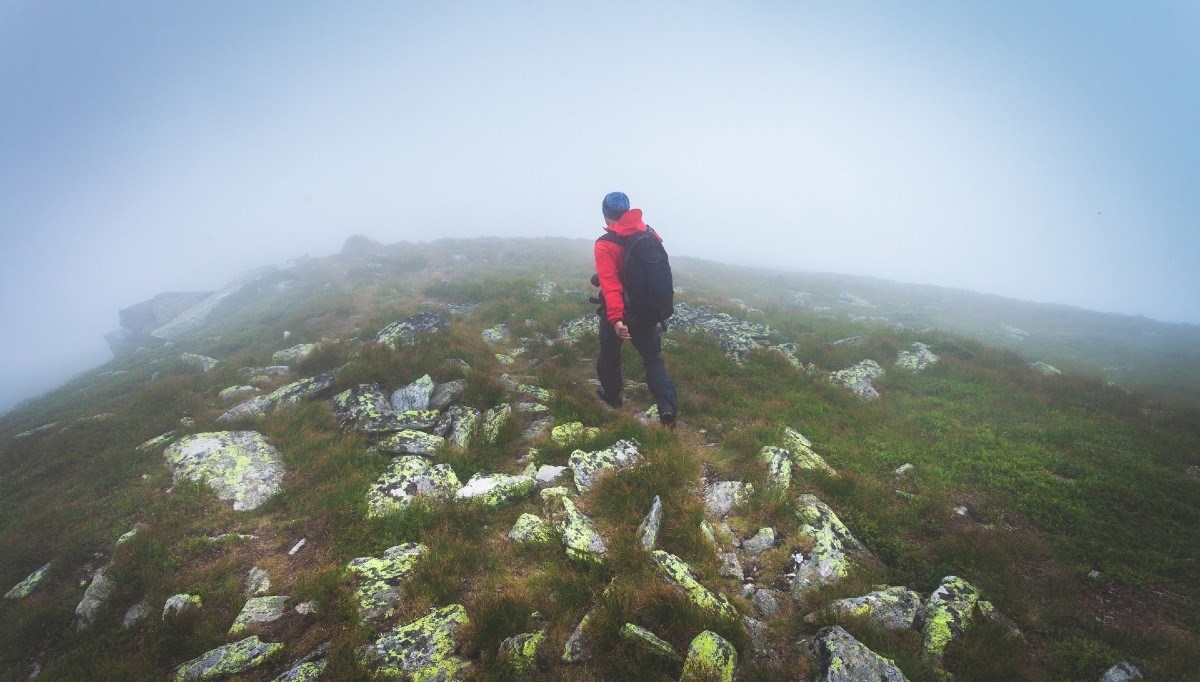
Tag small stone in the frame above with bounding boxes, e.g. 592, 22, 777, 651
429, 379, 467, 410
294, 601, 319, 616
174, 635, 283, 681
551, 421, 600, 447
919, 575, 982, 663
1099, 661, 1143, 682
827, 359, 885, 400
5, 562, 51, 600
123, 600, 151, 628
289, 539, 307, 556
704, 481, 753, 519
562, 610, 599, 663
163, 593, 202, 619
680, 630, 737, 682
390, 374, 435, 412
377, 430, 445, 457
498, 629, 544, 680
75, 568, 115, 629
245, 566, 271, 597
753, 589, 782, 619
544, 493, 607, 564
718, 552, 744, 580
180, 353, 219, 372
345, 543, 427, 621
742, 528, 775, 557
568, 439, 642, 492
163, 431, 286, 511
229, 596, 289, 634
620, 623, 680, 661
509, 514, 556, 545
534, 465, 568, 489
636, 495, 664, 551
810, 586, 923, 630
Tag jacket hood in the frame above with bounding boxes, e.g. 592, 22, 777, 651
606, 208, 647, 237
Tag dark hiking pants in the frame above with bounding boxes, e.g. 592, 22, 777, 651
597, 316, 678, 417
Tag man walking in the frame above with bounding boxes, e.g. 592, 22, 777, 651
593, 191, 679, 428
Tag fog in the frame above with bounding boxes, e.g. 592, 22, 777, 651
2, 1, 1198, 414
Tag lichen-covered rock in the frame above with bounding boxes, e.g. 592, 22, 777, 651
378, 430, 445, 457
680, 630, 737, 682
517, 384, 554, 402
551, 421, 599, 447
753, 589, 782, 619
743, 528, 775, 557
4, 561, 51, 600
219, 385, 259, 401
163, 431, 285, 511
376, 312, 450, 349
523, 416, 554, 441
174, 635, 283, 681
828, 360, 885, 400
495, 353, 515, 365
272, 343, 320, 365
163, 593, 203, 619
447, 405, 481, 447
808, 586, 923, 630
330, 384, 439, 433
805, 625, 909, 682
483, 403, 513, 444
271, 660, 327, 682
562, 610, 600, 663
367, 456, 461, 517
620, 623, 680, 661
218, 370, 338, 421
346, 543, 427, 621
356, 604, 471, 681
230, 595, 289, 634
508, 513, 556, 545
180, 353, 219, 372
123, 600, 151, 628
543, 489, 607, 563
791, 494, 871, 597
116, 523, 143, 547
895, 342, 939, 372
637, 495, 664, 551
392, 374, 435, 412
1029, 361, 1062, 375
137, 430, 177, 451
429, 379, 467, 411
557, 315, 599, 344
482, 324, 511, 344
704, 481, 753, 519
245, 566, 271, 597
568, 439, 642, 492
718, 552, 744, 580
651, 550, 738, 621
498, 630, 544, 680
533, 465, 568, 489
455, 472, 534, 506
670, 303, 772, 362
75, 567, 114, 628
918, 575, 981, 663
1099, 662, 1143, 682
782, 428, 838, 475
760, 446, 793, 490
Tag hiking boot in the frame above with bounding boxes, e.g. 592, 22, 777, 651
659, 411, 676, 430
596, 387, 623, 409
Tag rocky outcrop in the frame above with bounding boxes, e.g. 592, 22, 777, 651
153, 266, 280, 340
805, 625, 909, 681
670, 303, 772, 362
356, 604, 472, 680
918, 575, 980, 663
174, 635, 283, 681
163, 431, 285, 511
106, 291, 212, 355
75, 567, 114, 629
331, 384, 440, 434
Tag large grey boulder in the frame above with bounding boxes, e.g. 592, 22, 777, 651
806, 586, 923, 630
218, 370, 338, 422
356, 604, 472, 680
805, 625, 909, 681
163, 431, 286, 511
375, 312, 449, 349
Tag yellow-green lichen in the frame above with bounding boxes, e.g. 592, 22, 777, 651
4, 562, 51, 600
651, 551, 738, 621
174, 635, 283, 681
680, 630, 737, 682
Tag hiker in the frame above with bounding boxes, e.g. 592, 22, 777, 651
592, 191, 679, 428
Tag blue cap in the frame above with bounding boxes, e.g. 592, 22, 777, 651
602, 191, 630, 221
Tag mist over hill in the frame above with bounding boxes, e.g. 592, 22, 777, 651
1, 236, 1196, 680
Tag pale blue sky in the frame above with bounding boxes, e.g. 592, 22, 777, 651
2, 1, 1198, 413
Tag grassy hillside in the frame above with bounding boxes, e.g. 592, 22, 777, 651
1, 237, 1196, 681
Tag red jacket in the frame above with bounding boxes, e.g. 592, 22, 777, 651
594, 208, 662, 324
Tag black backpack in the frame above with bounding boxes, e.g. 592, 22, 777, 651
597, 226, 675, 324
